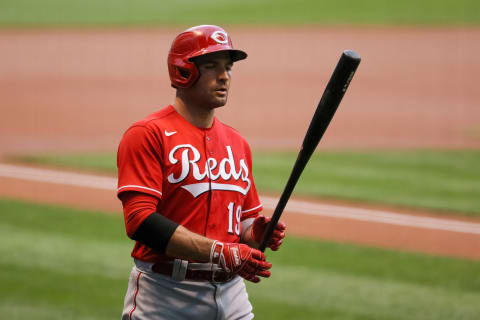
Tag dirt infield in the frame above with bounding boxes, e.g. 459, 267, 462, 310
0, 27, 479, 259
1, 27, 479, 154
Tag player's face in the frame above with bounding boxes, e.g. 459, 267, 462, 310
190, 51, 233, 109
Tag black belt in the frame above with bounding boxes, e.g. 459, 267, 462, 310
152, 262, 233, 283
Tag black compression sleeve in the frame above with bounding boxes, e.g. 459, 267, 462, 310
132, 212, 180, 254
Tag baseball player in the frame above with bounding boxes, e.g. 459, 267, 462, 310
117, 25, 287, 320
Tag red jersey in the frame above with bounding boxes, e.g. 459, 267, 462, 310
117, 105, 263, 262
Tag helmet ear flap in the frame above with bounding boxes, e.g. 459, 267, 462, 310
178, 68, 191, 79
170, 63, 199, 88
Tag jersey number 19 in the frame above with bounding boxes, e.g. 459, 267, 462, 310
227, 202, 241, 236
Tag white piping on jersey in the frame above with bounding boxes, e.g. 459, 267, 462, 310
181, 182, 248, 198
242, 204, 263, 214
118, 185, 163, 196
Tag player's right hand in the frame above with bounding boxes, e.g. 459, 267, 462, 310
251, 215, 286, 251
210, 240, 272, 283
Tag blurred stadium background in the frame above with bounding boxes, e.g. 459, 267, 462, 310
0, 1, 479, 319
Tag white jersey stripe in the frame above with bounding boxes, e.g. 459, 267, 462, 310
118, 185, 163, 196
242, 204, 263, 214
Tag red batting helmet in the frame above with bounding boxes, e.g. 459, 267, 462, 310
168, 25, 247, 88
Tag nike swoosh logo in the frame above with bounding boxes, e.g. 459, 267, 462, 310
164, 130, 177, 137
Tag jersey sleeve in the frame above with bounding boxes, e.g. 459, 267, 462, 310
120, 191, 159, 238
241, 144, 263, 221
117, 125, 164, 199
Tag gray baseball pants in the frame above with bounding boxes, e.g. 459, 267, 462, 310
121, 260, 254, 320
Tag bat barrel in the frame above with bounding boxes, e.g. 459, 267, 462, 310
327, 50, 361, 95
301, 50, 361, 154
343, 50, 361, 61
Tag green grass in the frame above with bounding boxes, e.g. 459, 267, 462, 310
7, 149, 480, 217
0, 199, 130, 320
0, 0, 479, 28
1, 198, 479, 320
253, 150, 480, 217
7, 152, 116, 175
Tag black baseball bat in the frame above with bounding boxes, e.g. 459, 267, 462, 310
259, 50, 361, 252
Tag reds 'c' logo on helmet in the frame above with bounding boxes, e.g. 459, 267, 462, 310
168, 25, 247, 88
211, 31, 229, 45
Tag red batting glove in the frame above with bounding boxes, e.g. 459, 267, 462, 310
210, 241, 272, 283
251, 215, 286, 251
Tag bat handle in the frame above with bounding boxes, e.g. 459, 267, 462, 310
258, 154, 305, 252
259, 200, 287, 252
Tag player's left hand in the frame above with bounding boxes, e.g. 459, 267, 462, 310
210, 241, 272, 283
251, 215, 286, 251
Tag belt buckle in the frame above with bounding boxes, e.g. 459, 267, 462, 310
211, 265, 233, 283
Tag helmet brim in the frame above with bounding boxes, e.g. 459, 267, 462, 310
189, 48, 247, 63
230, 49, 248, 62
